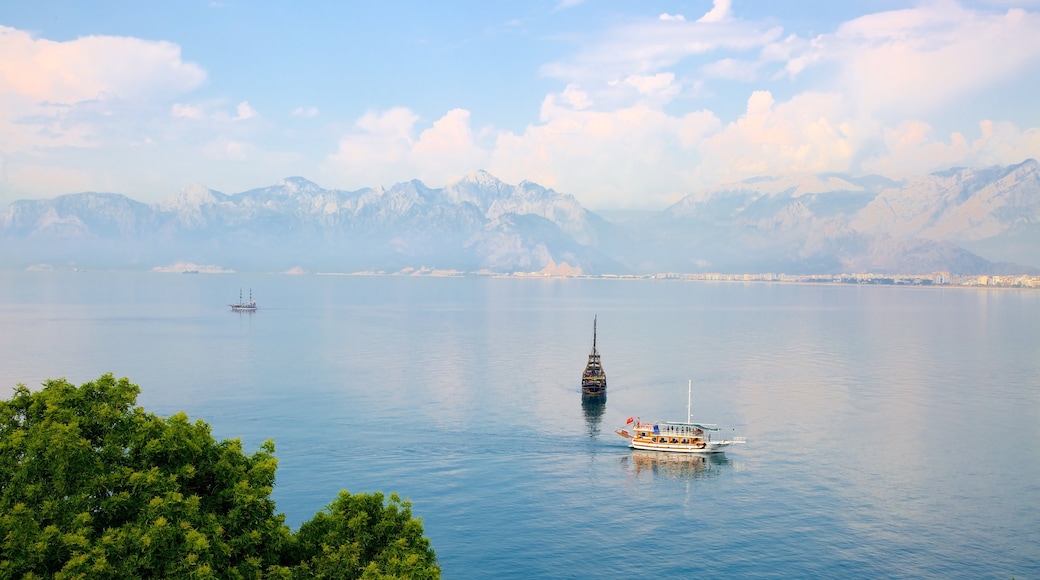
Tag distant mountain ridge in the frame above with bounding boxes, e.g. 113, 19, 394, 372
2, 162, 1038, 275
0, 171, 619, 273
649, 159, 1039, 274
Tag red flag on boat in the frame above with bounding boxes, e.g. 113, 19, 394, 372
626, 417, 634, 424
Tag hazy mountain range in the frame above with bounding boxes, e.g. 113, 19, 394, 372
2, 160, 1039, 275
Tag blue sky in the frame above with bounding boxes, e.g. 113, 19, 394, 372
2, 0, 1040, 209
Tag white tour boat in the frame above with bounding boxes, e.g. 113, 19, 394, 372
615, 380, 746, 454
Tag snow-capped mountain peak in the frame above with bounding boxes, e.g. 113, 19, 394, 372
159, 183, 222, 212
276, 176, 324, 194
444, 170, 510, 210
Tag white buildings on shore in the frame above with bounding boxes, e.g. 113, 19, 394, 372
647, 271, 1040, 288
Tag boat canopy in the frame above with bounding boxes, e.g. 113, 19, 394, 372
659, 421, 720, 431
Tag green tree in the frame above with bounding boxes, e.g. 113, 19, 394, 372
0, 374, 439, 579
285, 491, 438, 579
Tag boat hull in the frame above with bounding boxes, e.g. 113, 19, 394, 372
615, 427, 744, 454
581, 379, 606, 396
628, 439, 731, 454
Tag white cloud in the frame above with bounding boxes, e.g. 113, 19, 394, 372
559, 84, 592, 110
171, 103, 207, 120
6, 3, 1040, 210
623, 73, 678, 97
692, 88, 1040, 185
696, 90, 861, 183
540, 14, 783, 88
319, 72, 1040, 210
604, 73, 683, 108
291, 106, 319, 118
783, 4, 1040, 118
233, 101, 257, 121
0, 25, 278, 202
520, 1, 1040, 206
488, 94, 723, 209
0, 25, 208, 160
324, 108, 488, 189
354, 107, 418, 142
169, 100, 258, 123
323, 99, 726, 209
320, 79, 1039, 210
864, 119, 1040, 177
700, 57, 759, 81
412, 109, 489, 178
553, 0, 584, 10
488, 91, 722, 208
697, 0, 732, 24
0, 25, 205, 104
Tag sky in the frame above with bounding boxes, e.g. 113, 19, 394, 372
2, 0, 1040, 210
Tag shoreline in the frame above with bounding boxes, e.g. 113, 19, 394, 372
8, 266, 1038, 289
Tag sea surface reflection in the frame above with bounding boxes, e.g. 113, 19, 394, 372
1, 271, 1038, 578
580, 392, 606, 438
621, 449, 730, 479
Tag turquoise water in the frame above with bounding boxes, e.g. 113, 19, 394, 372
2, 271, 1038, 578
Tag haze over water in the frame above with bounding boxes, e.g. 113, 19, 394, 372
1, 271, 1038, 578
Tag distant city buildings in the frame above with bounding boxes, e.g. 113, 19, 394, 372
353, 267, 1040, 288
647, 271, 1040, 288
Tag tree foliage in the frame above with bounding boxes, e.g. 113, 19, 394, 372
0, 374, 439, 579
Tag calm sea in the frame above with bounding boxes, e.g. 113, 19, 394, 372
1, 271, 1038, 579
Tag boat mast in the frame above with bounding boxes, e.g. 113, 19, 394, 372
687, 379, 692, 424
592, 315, 598, 354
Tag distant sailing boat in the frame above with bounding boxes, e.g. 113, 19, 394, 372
581, 316, 607, 397
230, 288, 257, 311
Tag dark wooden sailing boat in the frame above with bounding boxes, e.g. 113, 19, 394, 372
581, 316, 607, 397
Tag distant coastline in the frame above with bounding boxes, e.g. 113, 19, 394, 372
17, 264, 1040, 289
325, 269, 1040, 289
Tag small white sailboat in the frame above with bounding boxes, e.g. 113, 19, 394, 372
229, 288, 257, 311
615, 380, 746, 454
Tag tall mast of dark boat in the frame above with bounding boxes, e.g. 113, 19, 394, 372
592, 315, 598, 356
